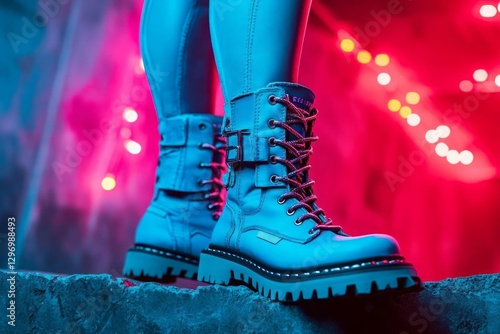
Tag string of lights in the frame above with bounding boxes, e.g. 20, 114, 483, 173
339, 33, 475, 166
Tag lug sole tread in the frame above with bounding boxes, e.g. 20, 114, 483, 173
198, 249, 423, 302
123, 246, 198, 283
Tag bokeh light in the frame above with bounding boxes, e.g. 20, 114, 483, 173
124, 139, 142, 155
495, 75, 500, 87
459, 80, 473, 92
436, 125, 451, 138
405, 92, 420, 105
388, 99, 401, 112
473, 69, 488, 82
407, 113, 421, 126
446, 150, 460, 164
356, 50, 371, 64
123, 107, 138, 123
399, 106, 412, 119
460, 150, 474, 165
374, 54, 390, 67
340, 39, 355, 52
120, 128, 132, 138
101, 175, 116, 191
377, 73, 391, 85
435, 142, 449, 157
479, 4, 497, 18
425, 129, 439, 144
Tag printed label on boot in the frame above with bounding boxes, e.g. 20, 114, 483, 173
290, 95, 313, 110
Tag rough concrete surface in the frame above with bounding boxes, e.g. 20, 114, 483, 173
0, 271, 498, 333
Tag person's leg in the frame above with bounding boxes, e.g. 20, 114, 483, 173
198, 0, 421, 300
141, 0, 217, 116
123, 0, 226, 282
209, 0, 311, 101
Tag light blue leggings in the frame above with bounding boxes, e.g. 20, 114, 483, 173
140, 0, 312, 117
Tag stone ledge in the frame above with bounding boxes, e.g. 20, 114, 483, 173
0, 271, 498, 333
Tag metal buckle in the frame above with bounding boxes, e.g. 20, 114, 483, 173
224, 130, 249, 164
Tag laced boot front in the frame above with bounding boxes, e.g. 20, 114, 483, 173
124, 114, 226, 282
198, 82, 422, 301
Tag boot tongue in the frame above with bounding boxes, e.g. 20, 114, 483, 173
267, 82, 315, 112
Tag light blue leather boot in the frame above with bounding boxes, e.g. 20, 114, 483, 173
123, 0, 223, 282
123, 114, 226, 282
198, 82, 422, 300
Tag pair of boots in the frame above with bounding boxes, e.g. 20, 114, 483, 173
123, 82, 422, 301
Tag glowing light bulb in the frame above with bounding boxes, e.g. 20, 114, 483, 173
473, 69, 488, 82
387, 99, 401, 112
435, 143, 449, 157
340, 39, 355, 52
101, 175, 116, 191
425, 130, 439, 144
436, 125, 451, 139
357, 50, 371, 64
377, 73, 391, 85
446, 150, 460, 164
460, 150, 474, 165
459, 80, 473, 92
125, 140, 142, 155
495, 75, 500, 87
399, 106, 412, 119
407, 113, 421, 126
405, 92, 420, 105
479, 4, 497, 18
374, 54, 390, 67
123, 107, 138, 123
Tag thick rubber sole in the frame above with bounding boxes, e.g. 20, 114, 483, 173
198, 247, 423, 302
123, 244, 198, 283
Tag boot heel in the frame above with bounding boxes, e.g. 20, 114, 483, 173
123, 246, 198, 282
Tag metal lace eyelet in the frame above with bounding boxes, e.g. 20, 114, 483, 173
268, 119, 276, 128
287, 208, 295, 216
270, 175, 278, 183
277, 197, 286, 205
199, 123, 207, 130
269, 155, 277, 164
295, 219, 303, 226
268, 137, 276, 146
268, 95, 277, 105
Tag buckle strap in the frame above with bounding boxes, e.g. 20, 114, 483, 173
224, 130, 271, 164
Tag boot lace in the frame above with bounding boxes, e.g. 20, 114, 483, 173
269, 95, 342, 233
199, 134, 227, 220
